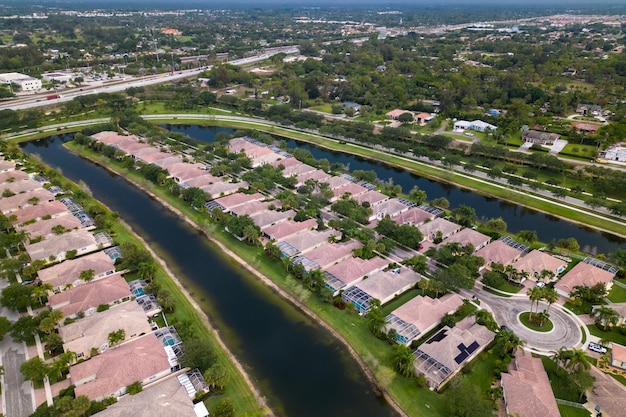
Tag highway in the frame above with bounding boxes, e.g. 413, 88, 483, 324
0, 46, 298, 112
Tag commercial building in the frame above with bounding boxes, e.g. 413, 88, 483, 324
0, 72, 42, 91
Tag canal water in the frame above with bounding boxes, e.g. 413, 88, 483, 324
163, 124, 626, 254
21, 136, 398, 417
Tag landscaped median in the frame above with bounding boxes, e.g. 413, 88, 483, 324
141, 114, 626, 238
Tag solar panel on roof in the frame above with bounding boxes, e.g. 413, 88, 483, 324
427, 329, 448, 343
454, 351, 468, 364
466, 341, 479, 354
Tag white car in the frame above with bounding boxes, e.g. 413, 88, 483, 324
588, 342, 607, 354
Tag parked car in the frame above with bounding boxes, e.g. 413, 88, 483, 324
588, 342, 607, 354
536, 281, 546, 288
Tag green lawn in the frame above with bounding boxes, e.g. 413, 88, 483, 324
520, 312, 554, 332
308, 103, 334, 113
588, 324, 626, 345
608, 284, 626, 303
561, 143, 596, 159
558, 404, 592, 417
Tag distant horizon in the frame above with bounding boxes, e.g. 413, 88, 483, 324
5, 0, 626, 8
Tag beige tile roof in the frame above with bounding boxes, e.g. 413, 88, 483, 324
356, 268, 421, 304
252, 152, 283, 166
418, 217, 461, 241
229, 200, 271, 217
91, 131, 134, 145
390, 294, 464, 333
13, 200, 69, 224
501, 354, 560, 417
38, 250, 116, 288
0, 170, 29, 184
201, 180, 246, 197
442, 228, 491, 251
354, 190, 388, 207
71, 333, 171, 400
250, 209, 296, 229
371, 198, 410, 220
324, 256, 389, 287
0, 188, 55, 214
555, 262, 615, 295
320, 176, 351, 190
61, 302, 151, 357
49, 274, 131, 318
475, 240, 523, 267
263, 219, 318, 241
296, 169, 331, 185
152, 155, 185, 169
332, 182, 368, 199
18, 215, 83, 240
25, 229, 98, 262
271, 157, 302, 169
0, 160, 15, 172
117, 142, 152, 155
283, 163, 317, 177
214, 192, 264, 210
304, 240, 362, 269
391, 207, 434, 226
513, 250, 567, 279
228, 137, 252, 151
1, 178, 43, 195
283, 229, 336, 254
90, 376, 196, 417
180, 173, 221, 188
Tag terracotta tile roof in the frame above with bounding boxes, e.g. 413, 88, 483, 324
49, 274, 131, 317
71, 333, 171, 400
320, 176, 351, 190
304, 240, 362, 269
0, 188, 55, 214
152, 155, 184, 169
612, 343, 626, 365
354, 190, 388, 206
555, 262, 615, 295
390, 294, 464, 333
501, 354, 560, 417
355, 268, 421, 304
229, 200, 271, 217
475, 240, 523, 267
442, 228, 491, 251
263, 219, 318, 241
13, 200, 69, 224
418, 217, 461, 241
296, 169, 331, 185
270, 157, 302, 169
0, 170, 29, 184
386, 109, 412, 118
282, 229, 335, 253
61, 302, 151, 357
324, 256, 388, 287
25, 229, 97, 262
38, 250, 116, 289
371, 198, 410, 219
332, 183, 368, 199
180, 174, 221, 188
513, 250, 567, 279
391, 207, 434, 226
283, 163, 317, 177
1, 178, 42, 195
201, 180, 247, 197
18, 214, 83, 240
214, 192, 264, 210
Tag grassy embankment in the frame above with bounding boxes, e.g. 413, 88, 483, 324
142, 115, 626, 238
65, 142, 512, 417
50, 147, 264, 415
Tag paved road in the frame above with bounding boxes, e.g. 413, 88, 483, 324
1, 337, 34, 417
469, 286, 583, 352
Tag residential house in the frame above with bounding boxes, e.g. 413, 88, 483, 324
354, 190, 388, 207
293, 240, 361, 271
250, 209, 296, 229
17, 215, 83, 240
391, 207, 435, 227
413, 317, 495, 390
611, 343, 626, 371
442, 228, 491, 251
48, 274, 132, 318
0, 188, 55, 214
295, 169, 331, 187
522, 130, 560, 145
212, 192, 265, 213
37, 250, 117, 292
1, 178, 43, 197
513, 250, 567, 281
386, 109, 413, 121
385, 294, 464, 345
60, 302, 151, 359
572, 122, 600, 134
25, 229, 104, 263
576, 103, 603, 116
0, 170, 29, 184
324, 256, 388, 294
370, 198, 410, 221
475, 240, 524, 270
331, 182, 368, 202
12, 200, 69, 225
277, 229, 336, 258
418, 218, 462, 242
555, 259, 617, 297
71, 333, 172, 401
501, 354, 560, 417
342, 268, 422, 314
262, 218, 318, 241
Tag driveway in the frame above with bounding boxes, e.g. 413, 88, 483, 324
1, 337, 34, 417
470, 287, 583, 353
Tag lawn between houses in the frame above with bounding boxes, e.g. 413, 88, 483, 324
65, 141, 509, 417
39, 145, 265, 416
144, 115, 626, 239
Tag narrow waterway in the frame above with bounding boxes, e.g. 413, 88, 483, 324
21, 136, 398, 417
163, 123, 625, 254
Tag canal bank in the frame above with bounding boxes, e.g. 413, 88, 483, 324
23, 136, 401, 417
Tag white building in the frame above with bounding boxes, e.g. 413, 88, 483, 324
42, 72, 74, 83
453, 119, 497, 133
0, 72, 42, 91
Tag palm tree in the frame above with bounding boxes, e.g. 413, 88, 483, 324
392, 344, 415, 378
71, 395, 91, 417
552, 347, 572, 370
543, 287, 559, 313
594, 306, 619, 331
567, 348, 590, 373
32, 283, 52, 305
367, 300, 386, 337
79, 268, 95, 283
527, 287, 543, 318
48, 309, 63, 325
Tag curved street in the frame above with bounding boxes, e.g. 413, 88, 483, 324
470, 286, 584, 353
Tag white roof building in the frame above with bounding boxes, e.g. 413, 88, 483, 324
0, 72, 42, 91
